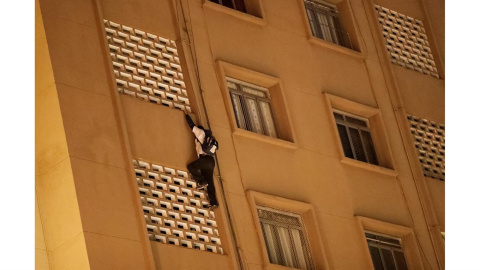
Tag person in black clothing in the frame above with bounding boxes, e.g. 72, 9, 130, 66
185, 113, 219, 210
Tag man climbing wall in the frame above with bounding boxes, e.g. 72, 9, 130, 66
185, 112, 219, 210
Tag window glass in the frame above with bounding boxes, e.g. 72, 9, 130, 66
230, 93, 247, 129
245, 97, 263, 134
361, 130, 378, 164
369, 246, 385, 270
259, 101, 277, 138
336, 124, 354, 158
394, 251, 408, 270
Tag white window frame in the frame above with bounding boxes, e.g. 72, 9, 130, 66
365, 231, 409, 270
247, 191, 329, 270
333, 109, 378, 165
257, 206, 316, 270
303, 0, 351, 48
227, 77, 279, 138
324, 93, 397, 175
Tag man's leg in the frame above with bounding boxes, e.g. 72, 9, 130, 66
187, 158, 206, 184
201, 156, 218, 206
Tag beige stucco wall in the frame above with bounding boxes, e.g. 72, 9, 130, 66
187, 0, 444, 269
36, 0, 444, 269
36, 0, 156, 268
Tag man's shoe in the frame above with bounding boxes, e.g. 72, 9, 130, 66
208, 203, 218, 211
197, 182, 208, 190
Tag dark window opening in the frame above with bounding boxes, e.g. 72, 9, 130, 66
209, 0, 246, 13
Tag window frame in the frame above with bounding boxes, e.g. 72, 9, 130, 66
297, 0, 364, 59
247, 191, 330, 270
365, 231, 409, 270
304, 0, 352, 49
227, 77, 279, 138
324, 93, 396, 176
333, 109, 379, 165
257, 206, 316, 270
356, 216, 425, 270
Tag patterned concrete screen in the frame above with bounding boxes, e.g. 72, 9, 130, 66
133, 159, 224, 254
103, 20, 192, 112
374, 5, 439, 78
407, 115, 445, 180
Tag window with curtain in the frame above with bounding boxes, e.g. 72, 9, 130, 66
304, 0, 352, 49
334, 110, 378, 165
227, 78, 278, 138
365, 232, 409, 270
209, 0, 246, 13
257, 207, 315, 270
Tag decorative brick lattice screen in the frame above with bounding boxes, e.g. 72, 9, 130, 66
374, 5, 439, 78
103, 20, 191, 112
407, 115, 445, 180
133, 159, 223, 254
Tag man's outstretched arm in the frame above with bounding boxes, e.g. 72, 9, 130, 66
185, 114, 195, 130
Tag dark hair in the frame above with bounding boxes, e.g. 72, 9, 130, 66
197, 126, 205, 130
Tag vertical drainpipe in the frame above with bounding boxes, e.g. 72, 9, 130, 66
172, 0, 246, 269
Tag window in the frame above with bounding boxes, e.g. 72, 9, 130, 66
357, 217, 423, 270
325, 93, 395, 173
217, 61, 296, 146
247, 191, 329, 270
304, 0, 351, 49
365, 232, 408, 270
227, 78, 278, 138
209, 0, 246, 13
257, 206, 315, 270
334, 110, 378, 165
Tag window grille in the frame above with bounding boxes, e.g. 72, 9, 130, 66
407, 115, 445, 180
304, 0, 352, 49
365, 232, 409, 270
227, 78, 278, 138
257, 207, 315, 270
133, 159, 224, 254
209, 0, 246, 13
334, 110, 378, 165
373, 5, 439, 78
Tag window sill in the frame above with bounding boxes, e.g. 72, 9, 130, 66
308, 36, 364, 61
340, 157, 398, 177
233, 129, 298, 150
203, 1, 267, 27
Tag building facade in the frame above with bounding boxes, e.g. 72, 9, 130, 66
35, 0, 444, 269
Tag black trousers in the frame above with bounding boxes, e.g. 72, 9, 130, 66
187, 155, 218, 205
